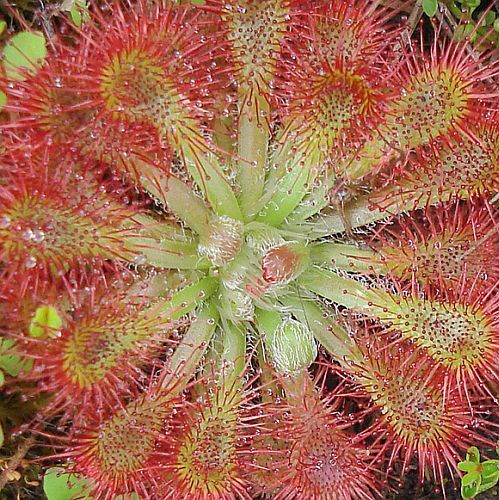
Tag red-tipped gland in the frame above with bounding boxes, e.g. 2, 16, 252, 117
261, 242, 309, 285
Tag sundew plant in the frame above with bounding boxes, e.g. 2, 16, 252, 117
0, 0, 498, 498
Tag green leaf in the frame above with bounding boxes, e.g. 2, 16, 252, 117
422, 0, 438, 17
462, 471, 481, 487
459, 460, 478, 473
462, 480, 480, 499
483, 11, 496, 26
0, 369, 4, 387
0, 338, 32, 376
43, 467, 91, 500
2, 31, 47, 81
455, 23, 477, 42
0, 20, 6, 37
69, 0, 90, 27
158, 276, 218, 320
29, 305, 63, 338
462, 0, 480, 9
477, 475, 498, 494
461, 0, 480, 16
467, 446, 481, 464
0, 90, 6, 111
494, 18, 499, 32
481, 460, 499, 480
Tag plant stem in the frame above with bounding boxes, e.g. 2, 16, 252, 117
298, 267, 371, 309
237, 90, 270, 219
182, 143, 243, 221
254, 308, 282, 346
288, 194, 390, 237
137, 160, 213, 237
129, 213, 194, 241
284, 177, 330, 224
161, 300, 219, 390
0, 435, 35, 491
256, 157, 314, 227
217, 319, 247, 389
309, 242, 382, 273
157, 276, 219, 320
279, 369, 314, 406
255, 341, 282, 404
124, 236, 211, 269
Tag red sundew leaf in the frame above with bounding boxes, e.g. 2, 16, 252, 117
383, 37, 498, 149
0, 52, 167, 174
0, 148, 149, 290
71, 1, 222, 164
211, 0, 295, 96
268, 385, 385, 500
363, 283, 499, 395
369, 117, 499, 212
339, 339, 496, 489
161, 386, 251, 498
353, 29, 499, 179
369, 201, 499, 292
56, 391, 182, 499
20, 284, 180, 420
303, 0, 404, 73
270, 0, 406, 182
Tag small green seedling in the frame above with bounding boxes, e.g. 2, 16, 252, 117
43, 467, 92, 500
458, 446, 499, 499
0, 338, 32, 377
2, 31, 47, 80
29, 305, 63, 338
423, 0, 439, 18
